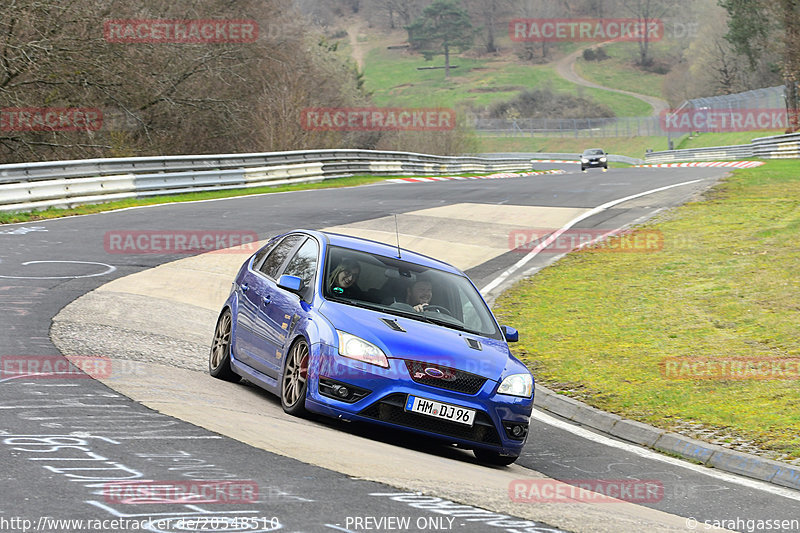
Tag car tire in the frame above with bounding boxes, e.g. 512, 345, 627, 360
473, 448, 519, 466
209, 310, 241, 382
281, 338, 310, 417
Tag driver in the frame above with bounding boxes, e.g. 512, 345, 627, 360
406, 277, 433, 312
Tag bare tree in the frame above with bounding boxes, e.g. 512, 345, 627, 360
464, 0, 512, 54
621, 0, 675, 66
0, 0, 373, 163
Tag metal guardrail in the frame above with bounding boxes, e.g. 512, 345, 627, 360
0, 149, 549, 212
751, 132, 800, 158
644, 144, 754, 163
644, 130, 800, 163
482, 152, 644, 165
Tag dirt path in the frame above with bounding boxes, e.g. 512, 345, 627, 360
347, 22, 365, 70
554, 44, 669, 117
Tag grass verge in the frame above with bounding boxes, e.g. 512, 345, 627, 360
493, 160, 800, 459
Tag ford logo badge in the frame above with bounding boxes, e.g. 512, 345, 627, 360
424, 367, 445, 378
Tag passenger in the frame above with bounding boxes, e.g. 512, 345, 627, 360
328, 258, 363, 299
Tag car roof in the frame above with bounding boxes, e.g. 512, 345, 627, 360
295, 229, 465, 275
583, 148, 605, 153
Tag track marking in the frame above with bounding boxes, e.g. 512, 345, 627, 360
481, 178, 704, 294
532, 409, 800, 501
0, 260, 116, 279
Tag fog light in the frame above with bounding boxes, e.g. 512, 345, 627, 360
333, 385, 350, 398
503, 421, 529, 440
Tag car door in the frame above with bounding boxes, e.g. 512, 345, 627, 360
259, 236, 319, 377
233, 234, 303, 377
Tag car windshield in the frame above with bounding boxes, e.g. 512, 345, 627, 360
583, 149, 605, 155
323, 246, 502, 339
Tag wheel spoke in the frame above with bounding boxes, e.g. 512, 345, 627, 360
210, 314, 231, 370
282, 341, 308, 408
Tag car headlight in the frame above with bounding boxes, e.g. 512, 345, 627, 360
581, 158, 589, 163
498, 373, 533, 398
600, 156, 607, 162
336, 331, 389, 368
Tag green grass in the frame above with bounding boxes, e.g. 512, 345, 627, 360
363, 47, 652, 117
574, 42, 667, 99
493, 160, 800, 458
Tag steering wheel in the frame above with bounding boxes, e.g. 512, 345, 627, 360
424, 305, 452, 316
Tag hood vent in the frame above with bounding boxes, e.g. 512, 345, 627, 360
464, 338, 482, 351
380, 318, 406, 332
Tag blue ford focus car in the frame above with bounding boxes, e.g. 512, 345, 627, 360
209, 229, 534, 465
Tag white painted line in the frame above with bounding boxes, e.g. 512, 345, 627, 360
532, 409, 800, 501
481, 178, 704, 294
112, 435, 223, 440
0, 260, 116, 280
325, 526, 359, 533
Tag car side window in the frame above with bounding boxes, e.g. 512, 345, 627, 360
251, 241, 277, 271
258, 235, 303, 279
282, 238, 319, 298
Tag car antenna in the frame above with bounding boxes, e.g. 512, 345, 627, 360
394, 213, 402, 259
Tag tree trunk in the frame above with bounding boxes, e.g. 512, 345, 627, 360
782, 0, 800, 132
444, 43, 451, 78
486, 23, 496, 53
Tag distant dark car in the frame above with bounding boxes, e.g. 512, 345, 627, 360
581, 148, 608, 171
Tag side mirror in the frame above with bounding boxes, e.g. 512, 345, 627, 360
501, 325, 519, 343
277, 275, 303, 294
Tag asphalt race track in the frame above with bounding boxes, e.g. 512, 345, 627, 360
2, 164, 798, 533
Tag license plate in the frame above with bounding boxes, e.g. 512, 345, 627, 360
405, 395, 476, 426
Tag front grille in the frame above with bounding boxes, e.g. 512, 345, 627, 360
359, 393, 501, 445
404, 360, 487, 395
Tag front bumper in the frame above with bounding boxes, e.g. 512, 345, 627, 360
306, 343, 533, 455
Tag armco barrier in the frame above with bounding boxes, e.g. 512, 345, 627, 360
752, 132, 800, 158
644, 144, 754, 163
481, 152, 644, 165
0, 149, 552, 212
645, 130, 800, 163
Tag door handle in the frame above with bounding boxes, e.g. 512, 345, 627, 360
262, 295, 271, 305
241, 283, 249, 293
